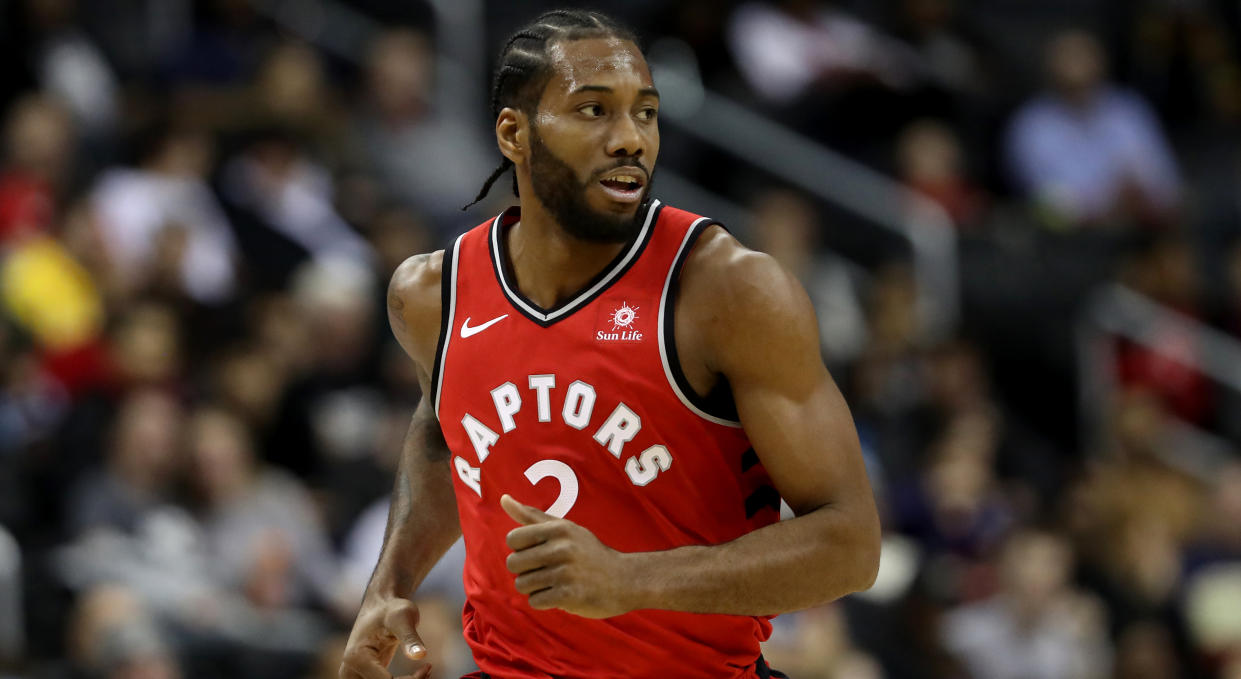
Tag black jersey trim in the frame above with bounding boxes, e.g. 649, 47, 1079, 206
431, 233, 464, 420
488, 199, 662, 327
658, 218, 743, 428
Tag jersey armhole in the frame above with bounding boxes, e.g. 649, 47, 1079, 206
658, 219, 744, 428
430, 234, 464, 420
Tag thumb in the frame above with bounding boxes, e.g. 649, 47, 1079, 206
500, 493, 552, 525
383, 601, 426, 659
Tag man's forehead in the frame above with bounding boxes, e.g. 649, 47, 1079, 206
543, 37, 652, 93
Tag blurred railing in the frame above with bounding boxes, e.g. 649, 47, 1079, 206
1077, 283, 1240, 480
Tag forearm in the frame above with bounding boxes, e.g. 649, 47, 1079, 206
625, 503, 879, 616
364, 409, 462, 602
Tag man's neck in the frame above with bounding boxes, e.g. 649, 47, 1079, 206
506, 201, 630, 310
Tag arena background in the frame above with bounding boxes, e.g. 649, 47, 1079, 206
2, 0, 1241, 677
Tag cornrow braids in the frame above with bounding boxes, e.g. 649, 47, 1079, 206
463, 9, 641, 210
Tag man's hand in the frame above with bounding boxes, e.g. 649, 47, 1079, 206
339, 597, 433, 679
501, 494, 633, 619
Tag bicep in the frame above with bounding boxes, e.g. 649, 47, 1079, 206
716, 259, 872, 516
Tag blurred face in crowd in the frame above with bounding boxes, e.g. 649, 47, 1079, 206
112, 304, 181, 384
367, 29, 433, 122
1047, 30, 1106, 103
111, 390, 182, 492
3, 94, 74, 183
516, 37, 660, 243
751, 189, 818, 278
1000, 530, 1072, 606
258, 42, 327, 121
187, 408, 255, 504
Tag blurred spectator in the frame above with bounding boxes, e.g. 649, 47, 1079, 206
248, 41, 342, 149
888, 0, 986, 99
726, 0, 924, 156
896, 119, 988, 229
220, 127, 373, 291
185, 406, 341, 614
892, 410, 1015, 572
0, 94, 73, 243
66, 388, 183, 538
1115, 232, 1211, 424
941, 529, 1111, 679
727, 0, 916, 104
90, 122, 238, 304
1005, 30, 1181, 229
346, 28, 495, 236
107, 302, 183, 390
65, 585, 182, 679
262, 257, 382, 481
21, 0, 120, 144
749, 188, 868, 364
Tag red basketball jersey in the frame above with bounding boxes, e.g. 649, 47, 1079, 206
432, 200, 782, 678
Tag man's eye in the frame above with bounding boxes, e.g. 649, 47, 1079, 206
638, 108, 658, 121
580, 104, 603, 117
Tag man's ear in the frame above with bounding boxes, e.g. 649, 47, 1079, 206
496, 107, 528, 166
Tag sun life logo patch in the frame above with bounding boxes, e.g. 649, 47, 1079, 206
597, 301, 644, 342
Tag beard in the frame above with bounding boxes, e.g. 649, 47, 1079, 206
528, 125, 653, 244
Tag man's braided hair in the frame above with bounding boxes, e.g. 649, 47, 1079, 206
464, 9, 640, 209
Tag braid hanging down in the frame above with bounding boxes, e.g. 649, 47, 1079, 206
463, 10, 640, 210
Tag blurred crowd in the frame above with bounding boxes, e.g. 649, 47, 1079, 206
2, 0, 1241, 678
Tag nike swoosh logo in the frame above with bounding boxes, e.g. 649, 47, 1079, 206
460, 314, 509, 338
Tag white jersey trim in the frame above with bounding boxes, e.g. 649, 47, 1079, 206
658, 218, 744, 428
434, 233, 465, 420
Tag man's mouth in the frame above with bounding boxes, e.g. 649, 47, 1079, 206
597, 168, 646, 203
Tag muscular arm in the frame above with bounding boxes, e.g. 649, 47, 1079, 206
621, 227, 881, 615
364, 397, 460, 602
341, 253, 460, 677
365, 251, 461, 602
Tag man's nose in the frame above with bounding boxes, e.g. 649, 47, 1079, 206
606, 113, 644, 158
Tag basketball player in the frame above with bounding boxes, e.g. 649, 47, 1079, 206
340, 10, 880, 679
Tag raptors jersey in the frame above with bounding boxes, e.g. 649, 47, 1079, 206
433, 199, 782, 678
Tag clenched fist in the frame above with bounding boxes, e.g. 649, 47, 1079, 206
339, 597, 432, 679
501, 494, 636, 619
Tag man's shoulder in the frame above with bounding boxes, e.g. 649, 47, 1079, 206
387, 249, 448, 370
680, 225, 794, 311
389, 250, 446, 306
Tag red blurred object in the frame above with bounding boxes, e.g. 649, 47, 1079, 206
0, 171, 53, 243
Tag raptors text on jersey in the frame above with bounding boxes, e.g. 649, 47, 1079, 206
432, 199, 783, 678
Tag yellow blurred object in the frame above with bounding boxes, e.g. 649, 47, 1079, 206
1, 234, 104, 349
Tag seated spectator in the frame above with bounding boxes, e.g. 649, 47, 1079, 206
346, 28, 496, 237
0, 94, 74, 244
897, 119, 988, 229
66, 585, 182, 679
220, 126, 373, 290
726, 0, 921, 155
1005, 30, 1180, 229
728, 0, 917, 105
90, 122, 238, 304
941, 529, 1111, 679
185, 406, 341, 613
749, 188, 868, 365
66, 389, 184, 538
